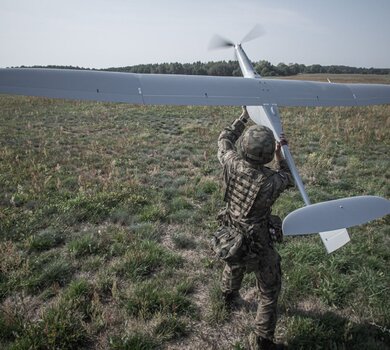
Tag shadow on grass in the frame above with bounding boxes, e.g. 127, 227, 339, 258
282, 307, 390, 350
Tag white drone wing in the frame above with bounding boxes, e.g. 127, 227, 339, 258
1, 68, 390, 107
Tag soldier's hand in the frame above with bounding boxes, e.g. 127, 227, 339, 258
275, 133, 287, 161
279, 133, 288, 146
239, 106, 249, 123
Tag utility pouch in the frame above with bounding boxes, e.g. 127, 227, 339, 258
210, 225, 245, 263
268, 215, 283, 243
216, 207, 228, 226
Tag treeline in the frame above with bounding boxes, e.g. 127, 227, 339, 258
105, 61, 242, 76
18, 65, 91, 71
106, 61, 390, 76
19, 61, 390, 76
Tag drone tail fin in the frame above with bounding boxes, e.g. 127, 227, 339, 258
283, 196, 390, 252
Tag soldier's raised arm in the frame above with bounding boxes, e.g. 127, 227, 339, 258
274, 133, 295, 189
217, 106, 249, 166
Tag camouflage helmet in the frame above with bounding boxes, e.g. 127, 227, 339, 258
238, 125, 276, 164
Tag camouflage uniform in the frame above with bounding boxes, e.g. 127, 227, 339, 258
217, 116, 294, 343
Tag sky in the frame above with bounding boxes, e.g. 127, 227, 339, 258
1, 0, 389, 69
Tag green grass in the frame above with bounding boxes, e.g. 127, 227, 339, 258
109, 332, 159, 350
153, 314, 188, 341
114, 239, 183, 281
1, 296, 92, 349
26, 227, 65, 252
125, 279, 194, 319
0, 76, 389, 349
207, 281, 230, 325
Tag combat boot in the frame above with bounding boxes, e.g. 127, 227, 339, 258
222, 291, 245, 311
248, 332, 284, 350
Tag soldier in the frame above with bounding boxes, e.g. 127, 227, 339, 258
214, 106, 294, 350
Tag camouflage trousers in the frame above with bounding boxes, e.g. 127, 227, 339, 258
221, 244, 282, 340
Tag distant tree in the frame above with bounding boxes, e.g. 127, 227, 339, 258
288, 63, 301, 75
276, 63, 291, 76
305, 64, 322, 74
255, 60, 274, 76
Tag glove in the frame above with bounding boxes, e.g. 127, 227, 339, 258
239, 106, 249, 123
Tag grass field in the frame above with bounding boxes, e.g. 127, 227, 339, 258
0, 74, 389, 349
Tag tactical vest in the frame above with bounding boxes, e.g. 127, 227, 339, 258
223, 164, 269, 221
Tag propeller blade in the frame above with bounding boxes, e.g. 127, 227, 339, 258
241, 24, 265, 44
208, 34, 235, 50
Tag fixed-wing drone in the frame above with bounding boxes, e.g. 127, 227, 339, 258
1, 26, 389, 253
